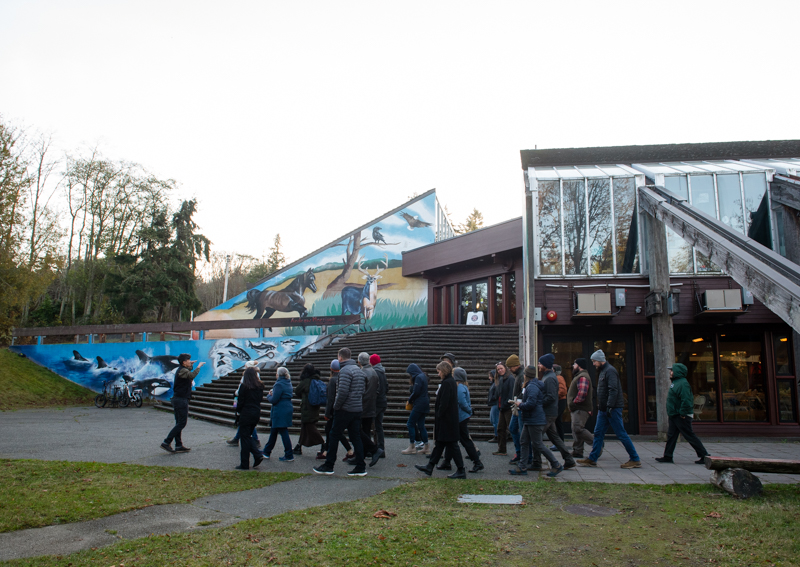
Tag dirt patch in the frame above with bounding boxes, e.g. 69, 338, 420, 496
562, 504, 618, 517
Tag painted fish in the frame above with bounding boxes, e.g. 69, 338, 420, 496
280, 339, 301, 347
247, 341, 277, 352
135, 350, 181, 373
224, 342, 251, 361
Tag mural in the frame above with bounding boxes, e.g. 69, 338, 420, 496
200, 191, 445, 336
10, 335, 320, 400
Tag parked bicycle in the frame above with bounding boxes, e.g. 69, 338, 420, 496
94, 377, 142, 408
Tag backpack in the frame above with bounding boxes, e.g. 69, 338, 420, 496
308, 378, 327, 407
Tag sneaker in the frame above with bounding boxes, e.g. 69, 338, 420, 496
509, 455, 520, 465
695, 457, 708, 465
347, 467, 367, 477
160, 442, 175, 453
655, 457, 674, 463
174, 446, 191, 453
508, 467, 527, 476
547, 464, 564, 477
576, 458, 597, 467
313, 463, 334, 475
415, 441, 424, 450
549, 445, 557, 451
279, 456, 294, 462
620, 460, 642, 469
369, 448, 385, 467
226, 438, 238, 445
262, 454, 271, 460
492, 451, 507, 456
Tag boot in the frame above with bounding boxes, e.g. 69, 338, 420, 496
447, 468, 466, 479
293, 444, 302, 455
401, 444, 417, 455
415, 462, 434, 476
419, 443, 431, 455
469, 461, 484, 473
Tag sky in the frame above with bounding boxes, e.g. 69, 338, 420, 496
1, 1, 798, 265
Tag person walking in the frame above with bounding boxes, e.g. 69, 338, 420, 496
321, 359, 353, 461
161, 354, 205, 453
553, 364, 568, 442
293, 363, 325, 456
234, 367, 265, 470
493, 362, 515, 456
656, 363, 709, 465
509, 365, 563, 477
436, 367, 484, 473
402, 363, 430, 455
578, 350, 641, 469
262, 367, 295, 462
567, 358, 594, 459
355, 352, 384, 465
487, 369, 499, 442
313, 348, 367, 476
506, 355, 525, 464
227, 361, 261, 448
371, 354, 388, 457
415, 361, 467, 479
537, 354, 577, 469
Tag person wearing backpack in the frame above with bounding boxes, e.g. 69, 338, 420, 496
293, 363, 325, 456
371, 354, 389, 457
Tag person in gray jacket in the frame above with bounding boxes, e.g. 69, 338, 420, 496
355, 352, 383, 464
314, 348, 367, 476
371, 354, 388, 455
578, 350, 641, 469
321, 359, 352, 461
535, 353, 577, 469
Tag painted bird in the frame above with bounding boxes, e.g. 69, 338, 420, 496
399, 211, 432, 229
372, 226, 387, 244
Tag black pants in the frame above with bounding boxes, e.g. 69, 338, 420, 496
165, 397, 189, 447
361, 416, 379, 455
325, 410, 364, 469
428, 440, 464, 470
555, 399, 567, 440
374, 407, 386, 450
238, 416, 261, 468
442, 419, 480, 464
663, 415, 708, 459
324, 416, 351, 453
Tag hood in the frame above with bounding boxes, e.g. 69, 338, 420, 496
407, 363, 424, 379
671, 363, 688, 380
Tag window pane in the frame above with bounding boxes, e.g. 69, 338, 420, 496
675, 335, 719, 421
587, 178, 613, 274
508, 272, 516, 321
717, 174, 745, 233
696, 251, 720, 273
643, 333, 655, 376
614, 178, 639, 274
537, 180, 562, 275
664, 175, 688, 199
718, 334, 767, 422
644, 379, 657, 422
493, 276, 503, 324
563, 180, 587, 274
689, 175, 716, 217
774, 334, 793, 376
667, 226, 693, 273
777, 379, 797, 423
743, 173, 771, 248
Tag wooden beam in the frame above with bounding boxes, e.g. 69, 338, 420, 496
705, 456, 800, 475
771, 176, 800, 211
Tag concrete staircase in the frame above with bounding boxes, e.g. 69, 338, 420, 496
156, 325, 520, 440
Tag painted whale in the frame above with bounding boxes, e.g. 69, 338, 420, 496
224, 342, 251, 361
135, 350, 181, 373
280, 339, 301, 348
63, 350, 93, 370
131, 377, 173, 397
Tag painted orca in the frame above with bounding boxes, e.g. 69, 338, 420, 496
131, 377, 172, 397
247, 341, 277, 352
224, 342, 251, 361
64, 350, 93, 369
95, 356, 120, 371
135, 350, 181, 373
73, 350, 90, 362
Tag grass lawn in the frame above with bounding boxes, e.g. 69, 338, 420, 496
7, 478, 799, 566
0, 459, 303, 532
0, 348, 95, 410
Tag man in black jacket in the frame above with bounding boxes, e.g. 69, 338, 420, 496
161, 354, 205, 453
493, 362, 516, 456
371, 354, 388, 456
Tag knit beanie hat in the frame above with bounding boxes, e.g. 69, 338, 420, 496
524, 365, 538, 380
590, 350, 606, 363
453, 367, 467, 382
330, 359, 340, 371
370, 354, 381, 366
574, 358, 588, 370
506, 354, 521, 368
538, 353, 555, 369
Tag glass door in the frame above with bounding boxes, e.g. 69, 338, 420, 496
459, 279, 488, 324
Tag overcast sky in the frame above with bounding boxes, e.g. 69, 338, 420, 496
2, 1, 798, 264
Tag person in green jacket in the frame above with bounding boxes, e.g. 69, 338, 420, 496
655, 363, 709, 465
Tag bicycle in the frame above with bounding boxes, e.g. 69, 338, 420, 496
121, 376, 143, 408
94, 377, 142, 408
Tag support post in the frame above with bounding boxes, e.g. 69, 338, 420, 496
523, 175, 537, 366
781, 204, 800, 410
142, 332, 147, 342
198, 330, 205, 341
645, 214, 675, 441
37, 335, 43, 345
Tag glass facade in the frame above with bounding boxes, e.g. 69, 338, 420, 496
537, 180, 562, 275
563, 180, 587, 274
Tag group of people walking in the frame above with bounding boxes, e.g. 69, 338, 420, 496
160, 345, 709, 477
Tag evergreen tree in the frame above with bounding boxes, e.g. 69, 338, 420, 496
455, 208, 485, 235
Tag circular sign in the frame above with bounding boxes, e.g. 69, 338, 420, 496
546, 310, 557, 322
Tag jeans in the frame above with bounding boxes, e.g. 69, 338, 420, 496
325, 410, 365, 469
489, 406, 500, 436
374, 408, 386, 450
232, 425, 259, 442
324, 415, 351, 453
238, 417, 262, 468
570, 410, 594, 457
165, 397, 189, 447
509, 414, 521, 457
520, 424, 557, 471
407, 408, 429, 445
589, 408, 639, 462
263, 427, 293, 459
663, 415, 708, 459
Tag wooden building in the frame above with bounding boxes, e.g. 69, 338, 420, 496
404, 141, 800, 437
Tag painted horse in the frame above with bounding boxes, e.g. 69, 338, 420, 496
246, 268, 317, 320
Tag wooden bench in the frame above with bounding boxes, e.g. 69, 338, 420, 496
704, 456, 800, 498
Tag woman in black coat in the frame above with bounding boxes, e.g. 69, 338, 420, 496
415, 361, 466, 479
235, 367, 265, 470
293, 363, 325, 455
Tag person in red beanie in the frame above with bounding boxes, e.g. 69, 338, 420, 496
371, 354, 388, 456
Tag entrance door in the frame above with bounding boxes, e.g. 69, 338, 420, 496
544, 333, 638, 435
459, 280, 488, 324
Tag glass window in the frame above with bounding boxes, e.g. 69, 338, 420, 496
667, 226, 693, 273
563, 180, 587, 274
777, 379, 797, 423
508, 272, 516, 321
537, 180, 562, 275
493, 275, 503, 324
587, 178, 613, 274
717, 174, 745, 233
695, 251, 720, 273
459, 280, 488, 325
664, 175, 688, 199
689, 175, 716, 218
718, 334, 767, 422
774, 334, 793, 376
644, 379, 657, 422
675, 335, 720, 422
743, 173, 771, 248
613, 178, 639, 274
594, 339, 629, 423
643, 334, 655, 376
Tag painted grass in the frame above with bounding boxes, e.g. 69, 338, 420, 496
8, 479, 800, 566
0, 459, 303, 533
0, 348, 95, 410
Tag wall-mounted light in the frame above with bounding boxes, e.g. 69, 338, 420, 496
780, 337, 788, 342
692, 338, 703, 343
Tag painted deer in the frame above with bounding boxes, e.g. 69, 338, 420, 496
341, 254, 388, 319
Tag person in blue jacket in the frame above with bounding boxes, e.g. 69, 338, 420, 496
262, 366, 295, 462
511, 365, 563, 477
402, 363, 430, 455
437, 367, 484, 473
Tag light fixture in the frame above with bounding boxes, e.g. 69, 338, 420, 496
780, 337, 788, 342
692, 338, 703, 343
721, 334, 726, 337
606, 340, 612, 343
